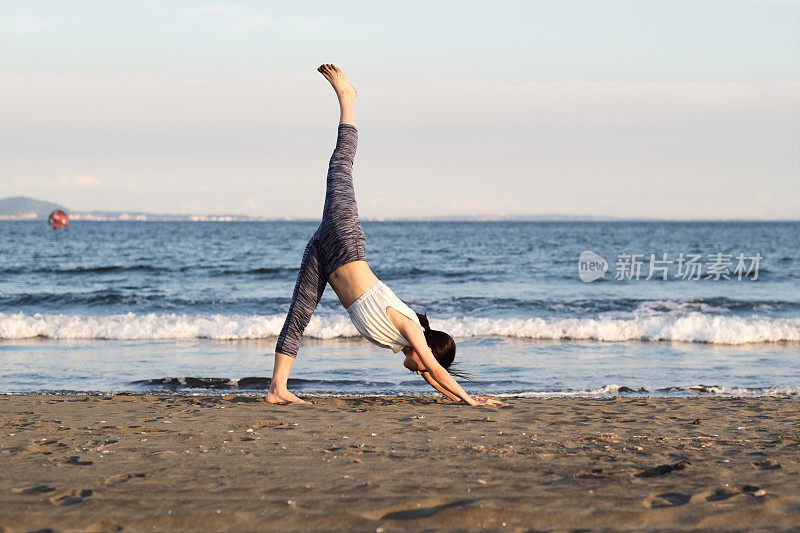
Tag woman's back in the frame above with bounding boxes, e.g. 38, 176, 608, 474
328, 259, 379, 308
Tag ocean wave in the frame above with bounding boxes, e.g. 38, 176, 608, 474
1, 311, 798, 344
2, 265, 167, 275
436, 314, 800, 344
132, 377, 397, 390
0, 312, 356, 341
509, 384, 800, 397
128, 379, 800, 396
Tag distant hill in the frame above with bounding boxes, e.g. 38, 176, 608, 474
0, 196, 68, 219
0, 197, 261, 222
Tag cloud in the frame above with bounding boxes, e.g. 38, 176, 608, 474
49, 174, 100, 189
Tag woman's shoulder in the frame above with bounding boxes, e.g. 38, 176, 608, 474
384, 294, 422, 331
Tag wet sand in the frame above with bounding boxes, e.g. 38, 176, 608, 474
0, 395, 798, 532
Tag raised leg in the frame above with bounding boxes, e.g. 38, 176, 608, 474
269, 64, 359, 405
317, 64, 357, 126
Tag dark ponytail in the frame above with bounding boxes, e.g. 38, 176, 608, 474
416, 313, 456, 369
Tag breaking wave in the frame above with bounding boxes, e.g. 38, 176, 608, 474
508, 384, 800, 397
1, 311, 798, 344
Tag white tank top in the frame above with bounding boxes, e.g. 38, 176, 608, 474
346, 281, 423, 353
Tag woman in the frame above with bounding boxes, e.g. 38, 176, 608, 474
268, 64, 502, 407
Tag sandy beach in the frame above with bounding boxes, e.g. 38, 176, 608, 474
0, 395, 798, 532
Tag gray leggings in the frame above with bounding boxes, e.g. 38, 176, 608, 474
275, 124, 366, 357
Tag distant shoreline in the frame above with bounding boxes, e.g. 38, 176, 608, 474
2, 197, 798, 222
1, 216, 798, 223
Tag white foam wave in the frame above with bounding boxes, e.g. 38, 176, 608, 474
0, 312, 359, 341
436, 313, 800, 344
629, 300, 733, 316
507, 384, 800, 397
0, 311, 798, 344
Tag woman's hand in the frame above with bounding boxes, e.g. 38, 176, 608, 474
472, 396, 508, 407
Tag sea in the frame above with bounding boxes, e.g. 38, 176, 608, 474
1, 220, 798, 397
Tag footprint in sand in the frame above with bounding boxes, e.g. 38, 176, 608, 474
643, 492, 692, 508
754, 459, 781, 470
83, 521, 123, 532
644, 485, 766, 508
689, 485, 767, 502
2, 439, 69, 456
49, 488, 93, 506
12, 485, 56, 494
31, 439, 69, 454
362, 498, 477, 521
634, 460, 690, 478
52, 455, 93, 467
103, 472, 146, 486
575, 468, 607, 479
77, 438, 121, 453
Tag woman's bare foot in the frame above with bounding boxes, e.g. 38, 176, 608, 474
317, 64, 356, 101
267, 386, 309, 404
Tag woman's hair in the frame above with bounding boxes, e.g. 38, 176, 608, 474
416, 313, 456, 369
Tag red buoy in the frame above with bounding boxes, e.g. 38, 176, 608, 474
48, 210, 70, 229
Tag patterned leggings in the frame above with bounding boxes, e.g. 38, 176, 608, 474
275, 124, 366, 357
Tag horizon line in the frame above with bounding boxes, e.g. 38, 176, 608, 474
1, 213, 798, 223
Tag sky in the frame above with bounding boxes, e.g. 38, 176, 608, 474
1, 0, 798, 219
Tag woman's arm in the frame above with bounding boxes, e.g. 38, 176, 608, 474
397, 320, 479, 405
390, 310, 504, 406
420, 371, 461, 401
